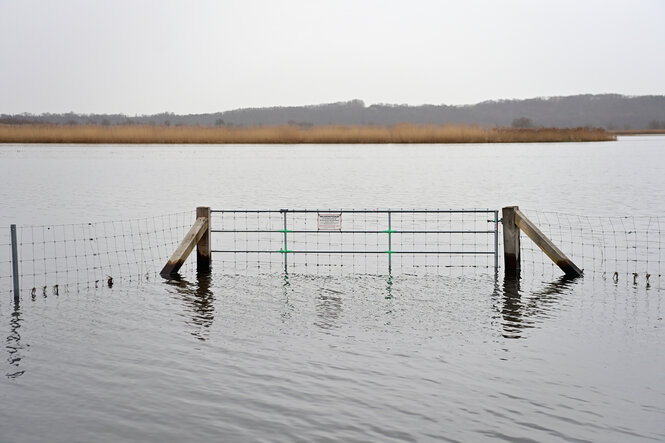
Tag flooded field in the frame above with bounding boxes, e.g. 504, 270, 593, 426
1, 137, 664, 441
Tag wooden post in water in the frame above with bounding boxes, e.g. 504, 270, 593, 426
513, 207, 582, 278
502, 205, 583, 278
502, 206, 521, 276
196, 206, 211, 273
160, 207, 210, 278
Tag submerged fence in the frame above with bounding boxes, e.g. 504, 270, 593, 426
0, 212, 195, 298
210, 209, 499, 275
2, 206, 664, 298
518, 209, 663, 284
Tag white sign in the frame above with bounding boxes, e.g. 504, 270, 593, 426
318, 213, 342, 231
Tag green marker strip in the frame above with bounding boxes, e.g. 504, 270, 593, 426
384, 228, 394, 255
278, 249, 292, 254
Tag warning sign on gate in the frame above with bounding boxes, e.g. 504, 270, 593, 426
318, 213, 342, 231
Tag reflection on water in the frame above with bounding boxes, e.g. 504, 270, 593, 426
499, 273, 577, 339
163, 270, 581, 340
385, 275, 393, 299
6, 302, 25, 379
167, 271, 215, 341
314, 283, 344, 330
280, 274, 294, 323
2, 271, 663, 442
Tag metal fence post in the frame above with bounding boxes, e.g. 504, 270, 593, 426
387, 211, 392, 274
494, 210, 499, 271
282, 209, 288, 274
11, 224, 20, 302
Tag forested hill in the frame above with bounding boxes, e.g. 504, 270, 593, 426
3, 94, 665, 129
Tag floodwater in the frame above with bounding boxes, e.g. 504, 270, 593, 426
1, 137, 664, 442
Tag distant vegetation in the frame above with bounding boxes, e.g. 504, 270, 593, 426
0, 124, 615, 144
609, 129, 665, 135
1, 94, 664, 130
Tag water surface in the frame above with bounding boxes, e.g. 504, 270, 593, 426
1, 136, 663, 226
1, 137, 664, 441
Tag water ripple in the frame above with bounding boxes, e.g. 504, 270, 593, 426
1, 272, 663, 442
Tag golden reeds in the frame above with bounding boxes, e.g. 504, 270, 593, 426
609, 129, 665, 136
0, 123, 616, 144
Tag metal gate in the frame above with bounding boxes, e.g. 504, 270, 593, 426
210, 209, 499, 275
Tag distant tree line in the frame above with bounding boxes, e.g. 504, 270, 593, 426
648, 120, 665, 129
2, 94, 664, 129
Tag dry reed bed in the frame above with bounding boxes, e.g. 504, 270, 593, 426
609, 129, 665, 136
0, 124, 616, 144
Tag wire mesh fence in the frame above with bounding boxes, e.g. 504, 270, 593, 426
0, 211, 195, 298
2, 207, 663, 296
0, 231, 12, 294
519, 209, 663, 286
210, 209, 500, 276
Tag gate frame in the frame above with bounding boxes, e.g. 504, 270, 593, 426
160, 206, 582, 279
208, 207, 499, 275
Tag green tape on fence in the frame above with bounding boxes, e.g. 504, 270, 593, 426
277, 229, 293, 233
278, 249, 293, 254
382, 229, 396, 234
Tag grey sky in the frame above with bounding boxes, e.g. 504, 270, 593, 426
1, 0, 664, 115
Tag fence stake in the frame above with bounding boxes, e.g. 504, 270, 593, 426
160, 209, 210, 278
282, 209, 288, 274
493, 210, 499, 271
11, 224, 20, 301
196, 206, 211, 272
502, 207, 520, 275
387, 211, 392, 274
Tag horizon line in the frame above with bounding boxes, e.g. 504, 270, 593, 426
2, 92, 663, 117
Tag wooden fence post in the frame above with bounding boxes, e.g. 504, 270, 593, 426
513, 207, 582, 278
502, 205, 583, 278
160, 207, 210, 278
196, 206, 211, 272
502, 206, 520, 275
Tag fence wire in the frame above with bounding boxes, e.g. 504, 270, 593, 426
0, 232, 12, 293
0, 211, 195, 297
3, 208, 663, 295
519, 209, 663, 286
211, 209, 499, 276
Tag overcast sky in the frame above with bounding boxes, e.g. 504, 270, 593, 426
1, 0, 664, 115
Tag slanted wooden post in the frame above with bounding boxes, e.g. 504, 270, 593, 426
196, 206, 211, 272
503, 205, 583, 278
513, 207, 582, 278
160, 206, 210, 278
502, 206, 520, 275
